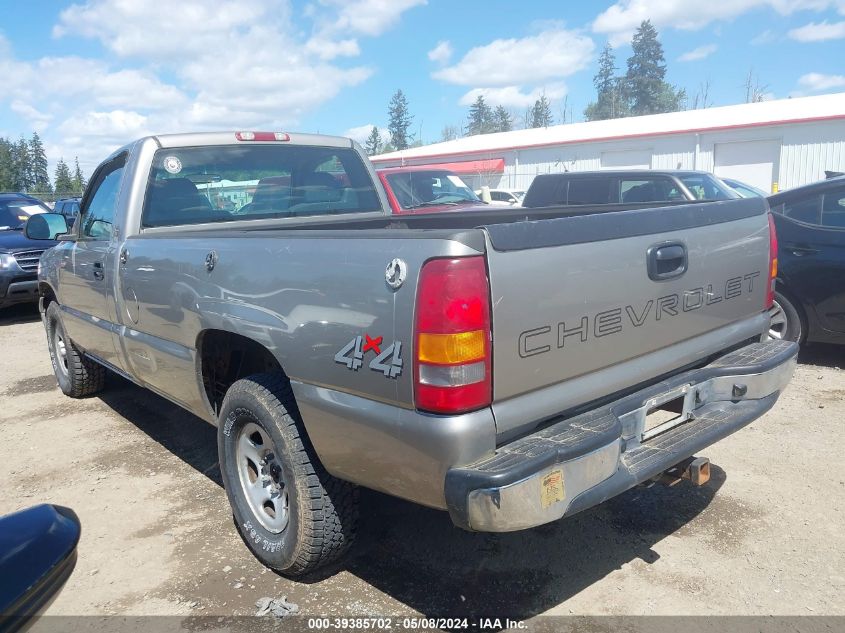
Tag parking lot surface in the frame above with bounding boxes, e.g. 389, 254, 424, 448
1, 303, 843, 619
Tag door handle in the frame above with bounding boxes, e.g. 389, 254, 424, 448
647, 241, 688, 281
120, 248, 129, 265
93, 261, 104, 280
783, 244, 819, 257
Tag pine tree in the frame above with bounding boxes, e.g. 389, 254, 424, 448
624, 20, 685, 115
363, 127, 382, 156
467, 95, 495, 135
29, 132, 52, 194
493, 106, 512, 132
585, 43, 627, 121
387, 89, 413, 151
0, 138, 14, 191
530, 94, 553, 128
72, 157, 86, 194
54, 158, 74, 194
12, 137, 33, 191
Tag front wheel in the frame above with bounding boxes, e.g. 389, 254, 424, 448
768, 291, 804, 343
45, 302, 105, 397
217, 373, 358, 576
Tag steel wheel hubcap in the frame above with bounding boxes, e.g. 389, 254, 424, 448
235, 421, 289, 533
768, 300, 788, 340
54, 329, 69, 377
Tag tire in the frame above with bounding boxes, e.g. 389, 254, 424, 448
45, 302, 106, 397
217, 373, 358, 576
768, 291, 804, 344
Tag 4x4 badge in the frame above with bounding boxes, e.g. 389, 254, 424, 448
334, 334, 403, 378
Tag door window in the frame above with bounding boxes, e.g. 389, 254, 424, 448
782, 195, 822, 225
81, 157, 126, 239
822, 189, 845, 228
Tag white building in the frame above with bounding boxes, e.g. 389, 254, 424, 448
371, 92, 845, 194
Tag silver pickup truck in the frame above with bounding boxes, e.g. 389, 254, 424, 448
28, 132, 797, 576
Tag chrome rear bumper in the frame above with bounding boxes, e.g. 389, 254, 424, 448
445, 340, 798, 532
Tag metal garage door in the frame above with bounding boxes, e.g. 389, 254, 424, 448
714, 140, 780, 193
600, 149, 651, 170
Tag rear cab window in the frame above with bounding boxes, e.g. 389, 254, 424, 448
620, 177, 684, 203
142, 145, 381, 228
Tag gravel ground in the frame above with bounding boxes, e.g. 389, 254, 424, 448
1, 302, 843, 621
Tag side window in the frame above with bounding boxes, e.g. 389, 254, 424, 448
822, 189, 845, 228
567, 178, 613, 205
81, 158, 126, 239
491, 191, 506, 202
783, 195, 822, 225
620, 178, 681, 203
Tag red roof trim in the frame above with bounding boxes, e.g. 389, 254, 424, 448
370, 113, 845, 164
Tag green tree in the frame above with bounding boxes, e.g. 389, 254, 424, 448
12, 137, 33, 191
493, 105, 512, 132
29, 132, 52, 194
466, 95, 494, 135
440, 124, 460, 142
72, 157, 86, 194
364, 126, 382, 156
585, 43, 627, 121
54, 158, 74, 194
530, 94, 553, 128
0, 138, 14, 191
624, 20, 685, 115
387, 89, 413, 151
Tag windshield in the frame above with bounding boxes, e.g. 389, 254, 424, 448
0, 199, 49, 230
384, 170, 480, 209
679, 174, 739, 201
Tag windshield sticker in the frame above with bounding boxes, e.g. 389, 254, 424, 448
163, 156, 182, 174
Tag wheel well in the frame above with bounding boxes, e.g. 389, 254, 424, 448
39, 283, 57, 311
198, 330, 284, 416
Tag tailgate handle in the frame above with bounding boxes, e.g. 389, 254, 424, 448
647, 242, 687, 281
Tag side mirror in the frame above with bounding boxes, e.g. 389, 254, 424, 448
0, 504, 80, 631
24, 214, 69, 241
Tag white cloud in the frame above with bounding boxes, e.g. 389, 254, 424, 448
678, 44, 717, 61
593, 0, 845, 45
458, 84, 568, 109
344, 124, 389, 145
433, 29, 594, 86
0, 0, 419, 174
427, 40, 453, 63
751, 29, 777, 44
798, 72, 845, 90
10, 101, 53, 132
788, 19, 845, 40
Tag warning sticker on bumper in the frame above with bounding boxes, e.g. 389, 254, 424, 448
540, 469, 565, 508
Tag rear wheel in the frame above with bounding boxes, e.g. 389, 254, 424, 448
768, 291, 804, 343
45, 302, 105, 397
217, 373, 358, 576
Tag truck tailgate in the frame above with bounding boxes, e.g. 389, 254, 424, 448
484, 198, 771, 437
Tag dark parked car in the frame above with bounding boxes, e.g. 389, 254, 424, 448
767, 176, 845, 344
0, 193, 56, 311
522, 170, 739, 208
52, 197, 81, 227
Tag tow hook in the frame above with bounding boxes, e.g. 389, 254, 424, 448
659, 456, 711, 487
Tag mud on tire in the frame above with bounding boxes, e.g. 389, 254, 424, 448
217, 373, 358, 576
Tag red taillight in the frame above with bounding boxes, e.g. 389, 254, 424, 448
414, 257, 492, 414
766, 213, 778, 310
235, 131, 290, 142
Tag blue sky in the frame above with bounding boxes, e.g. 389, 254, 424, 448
1, 0, 844, 176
